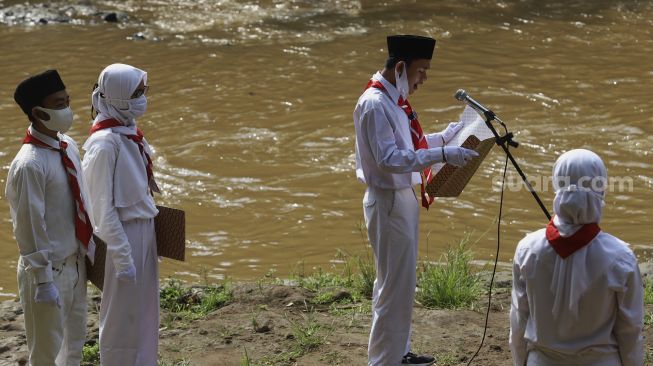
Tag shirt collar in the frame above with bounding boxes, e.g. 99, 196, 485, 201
28, 125, 61, 149
372, 71, 401, 105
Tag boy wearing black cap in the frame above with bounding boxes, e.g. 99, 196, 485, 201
6, 70, 94, 365
353, 35, 478, 365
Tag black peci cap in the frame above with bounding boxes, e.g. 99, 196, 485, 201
387, 35, 436, 60
14, 69, 66, 116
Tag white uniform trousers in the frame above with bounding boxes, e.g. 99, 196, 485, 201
17, 253, 87, 366
99, 218, 159, 366
364, 186, 419, 366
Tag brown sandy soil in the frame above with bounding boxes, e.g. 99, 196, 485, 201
0, 279, 651, 366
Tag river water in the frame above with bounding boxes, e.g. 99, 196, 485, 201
0, 0, 651, 298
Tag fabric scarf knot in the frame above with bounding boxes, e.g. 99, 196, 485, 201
90, 119, 161, 194
23, 131, 94, 250
365, 79, 434, 209
545, 218, 601, 258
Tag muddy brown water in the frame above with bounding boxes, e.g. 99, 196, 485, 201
0, 0, 651, 298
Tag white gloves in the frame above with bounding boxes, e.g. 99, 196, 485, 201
116, 263, 137, 284
441, 122, 464, 144
34, 282, 61, 308
443, 146, 479, 167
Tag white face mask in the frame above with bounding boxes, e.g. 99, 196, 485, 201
395, 63, 410, 100
128, 95, 147, 119
105, 95, 147, 123
35, 106, 74, 133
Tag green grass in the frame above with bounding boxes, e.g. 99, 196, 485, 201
289, 312, 325, 353
292, 245, 375, 305
417, 233, 481, 309
81, 343, 100, 365
240, 348, 253, 366
645, 312, 653, 328
644, 280, 653, 305
253, 311, 327, 365
434, 351, 460, 366
159, 278, 232, 319
291, 222, 376, 303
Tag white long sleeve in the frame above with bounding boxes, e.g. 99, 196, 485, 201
7, 159, 53, 283
509, 247, 529, 366
359, 106, 446, 174
82, 141, 133, 272
354, 72, 447, 189
612, 255, 644, 366
6, 129, 80, 284
425, 132, 445, 148
509, 230, 644, 365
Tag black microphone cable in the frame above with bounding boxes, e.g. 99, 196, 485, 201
466, 124, 510, 366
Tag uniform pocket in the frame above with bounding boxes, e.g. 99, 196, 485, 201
387, 190, 397, 216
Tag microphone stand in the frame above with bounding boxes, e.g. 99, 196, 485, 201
481, 110, 551, 221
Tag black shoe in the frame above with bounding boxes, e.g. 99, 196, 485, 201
401, 352, 436, 365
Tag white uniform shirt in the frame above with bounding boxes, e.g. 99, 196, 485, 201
510, 229, 644, 366
82, 128, 158, 273
5, 126, 84, 284
354, 72, 447, 189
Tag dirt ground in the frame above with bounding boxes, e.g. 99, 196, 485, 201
1, 278, 651, 366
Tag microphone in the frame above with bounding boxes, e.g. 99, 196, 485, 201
454, 89, 493, 118
455, 89, 517, 147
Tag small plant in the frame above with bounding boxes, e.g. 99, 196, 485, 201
312, 291, 335, 305
644, 280, 653, 305
645, 312, 653, 328
160, 278, 232, 319
288, 312, 324, 353
81, 343, 100, 365
240, 347, 252, 366
354, 250, 375, 298
417, 234, 481, 309
256, 310, 328, 364
355, 221, 376, 298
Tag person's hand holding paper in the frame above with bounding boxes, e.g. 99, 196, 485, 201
441, 121, 464, 144
426, 105, 495, 197
443, 146, 479, 167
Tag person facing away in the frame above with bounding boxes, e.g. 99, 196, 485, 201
353, 34, 479, 366
510, 149, 644, 366
6, 69, 95, 365
81, 63, 160, 366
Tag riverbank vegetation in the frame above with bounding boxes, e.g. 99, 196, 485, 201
69, 235, 653, 365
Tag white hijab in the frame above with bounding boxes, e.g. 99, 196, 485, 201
552, 149, 607, 233
91, 63, 147, 126
549, 149, 609, 321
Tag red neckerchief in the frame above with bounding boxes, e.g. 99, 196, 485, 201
90, 118, 160, 194
23, 130, 93, 249
365, 79, 434, 210
545, 218, 601, 258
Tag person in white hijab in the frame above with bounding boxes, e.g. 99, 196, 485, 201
82, 63, 160, 366
509, 149, 643, 366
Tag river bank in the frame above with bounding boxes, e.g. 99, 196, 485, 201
1, 264, 651, 366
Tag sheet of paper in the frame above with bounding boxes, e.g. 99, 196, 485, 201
431, 105, 494, 174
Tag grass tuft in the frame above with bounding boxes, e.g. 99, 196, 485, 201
160, 278, 232, 318
289, 312, 324, 353
81, 343, 100, 365
644, 280, 653, 305
417, 233, 481, 309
